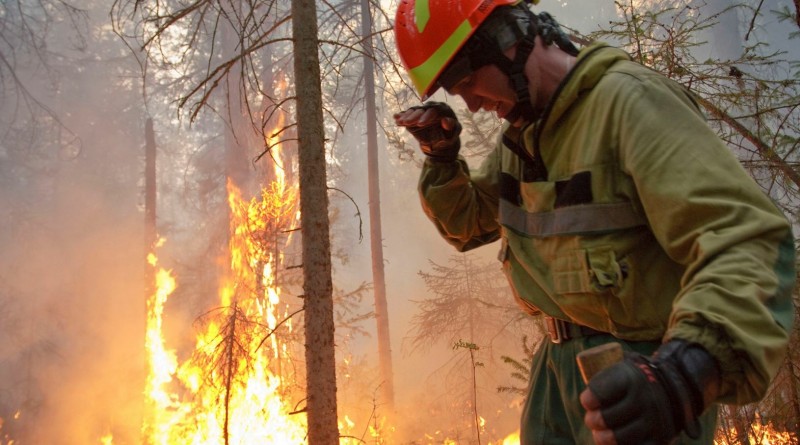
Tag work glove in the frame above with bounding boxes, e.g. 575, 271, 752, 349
394, 102, 462, 162
580, 340, 721, 445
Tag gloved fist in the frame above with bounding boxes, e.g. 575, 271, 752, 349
394, 101, 462, 162
580, 340, 721, 445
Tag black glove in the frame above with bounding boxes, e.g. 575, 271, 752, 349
586, 340, 721, 444
404, 102, 462, 162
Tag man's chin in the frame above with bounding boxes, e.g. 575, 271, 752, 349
499, 104, 528, 127
501, 113, 526, 127
504, 104, 540, 127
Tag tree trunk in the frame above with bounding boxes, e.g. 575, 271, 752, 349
782, 307, 800, 434
291, 0, 339, 443
142, 116, 157, 445
360, 0, 395, 412
788, 357, 800, 434
692, 94, 800, 191
795, 0, 800, 28
144, 117, 157, 269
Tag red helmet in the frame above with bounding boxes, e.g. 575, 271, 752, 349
394, 0, 520, 99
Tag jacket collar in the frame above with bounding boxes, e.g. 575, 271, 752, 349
544, 42, 631, 127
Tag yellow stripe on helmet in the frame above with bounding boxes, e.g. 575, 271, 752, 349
415, 0, 430, 32
408, 20, 473, 97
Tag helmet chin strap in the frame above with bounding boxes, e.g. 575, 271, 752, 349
504, 27, 539, 124
471, 26, 537, 125
458, 7, 580, 125
499, 12, 579, 125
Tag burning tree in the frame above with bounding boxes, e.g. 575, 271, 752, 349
110, 0, 393, 441
142, 171, 309, 443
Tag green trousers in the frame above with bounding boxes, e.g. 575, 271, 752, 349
520, 334, 718, 444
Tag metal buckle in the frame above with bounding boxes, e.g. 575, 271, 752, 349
545, 316, 571, 344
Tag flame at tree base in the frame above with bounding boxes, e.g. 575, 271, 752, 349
142, 179, 307, 444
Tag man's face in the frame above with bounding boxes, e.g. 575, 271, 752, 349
444, 63, 528, 128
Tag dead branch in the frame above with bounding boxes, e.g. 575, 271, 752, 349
693, 94, 800, 191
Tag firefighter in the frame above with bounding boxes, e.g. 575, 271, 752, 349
392, 0, 795, 444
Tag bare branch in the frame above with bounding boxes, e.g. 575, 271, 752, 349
694, 94, 800, 190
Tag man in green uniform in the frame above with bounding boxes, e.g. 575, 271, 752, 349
392, 0, 796, 444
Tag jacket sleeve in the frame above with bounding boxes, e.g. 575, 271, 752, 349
616, 72, 796, 404
418, 148, 503, 252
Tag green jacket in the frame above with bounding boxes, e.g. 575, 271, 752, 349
419, 43, 795, 404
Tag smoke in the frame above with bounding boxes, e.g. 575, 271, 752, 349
0, 169, 145, 442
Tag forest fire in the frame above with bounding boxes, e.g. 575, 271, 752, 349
139, 169, 306, 444
714, 415, 797, 445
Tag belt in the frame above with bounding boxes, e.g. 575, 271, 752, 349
544, 316, 606, 344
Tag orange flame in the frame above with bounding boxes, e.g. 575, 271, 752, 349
142, 171, 306, 443
137, 76, 387, 444
498, 429, 519, 445
714, 414, 797, 445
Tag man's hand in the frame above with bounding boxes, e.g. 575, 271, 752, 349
579, 340, 721, 445
394, 101, 462, 162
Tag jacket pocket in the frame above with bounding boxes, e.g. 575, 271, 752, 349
553, 246, 626, 294
586, 246, 626, 291
551, 246, 632, 332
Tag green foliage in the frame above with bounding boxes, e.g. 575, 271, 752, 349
497, 336, 539, 397
774, 4, 800, 41
453, 339, 480, 351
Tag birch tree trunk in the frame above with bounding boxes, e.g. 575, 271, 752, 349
291, 0, 340, 443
